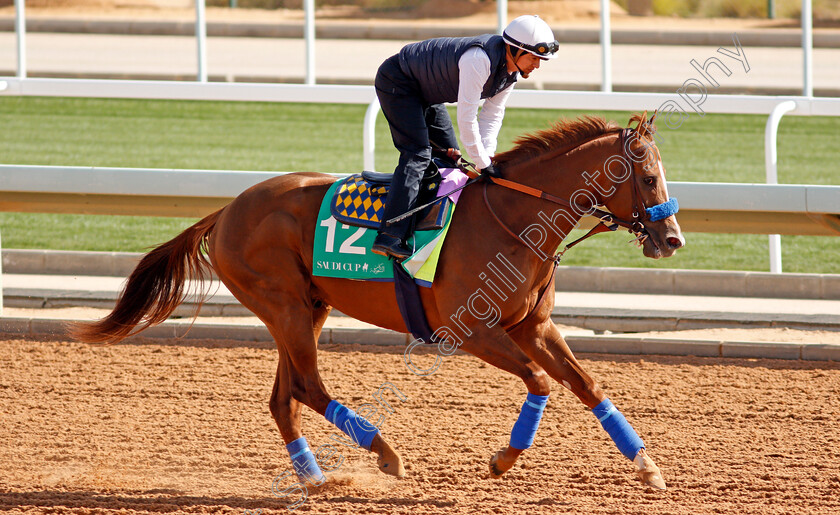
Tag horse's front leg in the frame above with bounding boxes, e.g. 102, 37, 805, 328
457, 335, 551, 478
512, 317, 666, 490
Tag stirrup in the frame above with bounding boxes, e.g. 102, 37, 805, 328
372, 233, 411, 260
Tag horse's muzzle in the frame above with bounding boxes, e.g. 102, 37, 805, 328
641, 217, 685, 259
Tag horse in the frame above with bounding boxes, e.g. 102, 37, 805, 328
70, 111, 684, 492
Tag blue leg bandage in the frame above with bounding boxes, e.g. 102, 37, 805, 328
325, 400, 380, 451
592, 398, 645, 461
509, 393, 549, 450
286, 436, 326, 484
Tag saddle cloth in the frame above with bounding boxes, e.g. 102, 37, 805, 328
329, 170, 450, 231
313, 168, 469, 284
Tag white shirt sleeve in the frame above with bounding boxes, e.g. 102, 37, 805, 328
478, 81, 514, 158
456, 47, 514, 170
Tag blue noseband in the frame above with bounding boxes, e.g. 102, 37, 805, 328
645, 197, 679, 222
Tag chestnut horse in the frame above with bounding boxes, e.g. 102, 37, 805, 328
71, 112, 683, 492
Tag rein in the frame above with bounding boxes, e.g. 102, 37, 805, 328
482, 129, 648, 334
483, 128, 648, 265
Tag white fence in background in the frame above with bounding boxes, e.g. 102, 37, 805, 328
2, 165, 839, 238
0, 0, 831, 318
1, 76, 840, 275
9, 0, 818, 95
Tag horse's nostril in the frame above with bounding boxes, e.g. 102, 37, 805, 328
666, 236, 683, 249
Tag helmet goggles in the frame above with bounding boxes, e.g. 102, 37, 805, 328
503, 31, 559, 58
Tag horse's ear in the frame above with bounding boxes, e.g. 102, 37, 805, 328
633, 110, 648, 131
640, 110, 658, 139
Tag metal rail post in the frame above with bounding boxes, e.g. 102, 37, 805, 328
496, 0, 507, 35
15, 0, 26, 79
305, 0, 315, 85
196, 0, 207, 82
600, 0, 612, 92
765, 100, 797, 273
802, 0, 813, 97
364, 98, 381, 171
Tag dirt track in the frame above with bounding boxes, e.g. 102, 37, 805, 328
1, 335, 839, 514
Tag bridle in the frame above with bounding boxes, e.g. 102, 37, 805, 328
480, 123, 679, 334
483, 128, 670, 266
484, 127, 675, 334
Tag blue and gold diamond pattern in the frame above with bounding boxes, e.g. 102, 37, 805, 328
329, 174, 386, 229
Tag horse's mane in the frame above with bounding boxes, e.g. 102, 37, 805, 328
494, 116, 622, 166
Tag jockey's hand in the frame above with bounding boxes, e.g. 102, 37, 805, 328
445, 148, 462, 162
433, 147, 467, 169
445, 149, 475, 172
480, 164, 502, 182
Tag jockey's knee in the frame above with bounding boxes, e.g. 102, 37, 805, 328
396, 148, 432, 187
408, 147, 431, 165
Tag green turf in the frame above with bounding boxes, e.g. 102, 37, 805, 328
1, 96, 838, 273
0, 212, 197, 253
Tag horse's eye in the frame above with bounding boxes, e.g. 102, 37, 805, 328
643, 177, 655, 186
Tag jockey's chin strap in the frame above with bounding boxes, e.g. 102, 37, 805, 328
505, 45, 531, 79
482, 128, 649, 265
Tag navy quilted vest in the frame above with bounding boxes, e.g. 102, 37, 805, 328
398, 34, 517, 105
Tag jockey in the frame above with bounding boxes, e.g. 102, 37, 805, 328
372, 15, 558, 260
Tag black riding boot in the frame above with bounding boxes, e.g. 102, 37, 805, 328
372, 142, 431, 260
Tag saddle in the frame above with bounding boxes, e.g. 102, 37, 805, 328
330, 161, 452, 231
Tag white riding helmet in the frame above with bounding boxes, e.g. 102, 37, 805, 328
502, 15, 558, 60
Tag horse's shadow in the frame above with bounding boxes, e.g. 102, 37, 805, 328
0, 489, 276, 513
320, 495, 455, 508
0, 488, 456, 512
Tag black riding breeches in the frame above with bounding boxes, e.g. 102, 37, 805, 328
374, 55, 459, 239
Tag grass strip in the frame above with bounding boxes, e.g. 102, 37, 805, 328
1, 97, 838, 273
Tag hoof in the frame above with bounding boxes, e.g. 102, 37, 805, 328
374, 436, 406, 478
490, 451, 510, 479
634, 449, 666, 490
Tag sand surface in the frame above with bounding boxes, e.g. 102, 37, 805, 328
1, 334, 839, 514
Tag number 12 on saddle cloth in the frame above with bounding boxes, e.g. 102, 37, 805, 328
312, 168, 469, 285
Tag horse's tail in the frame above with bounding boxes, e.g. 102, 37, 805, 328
68, 209, 223, 345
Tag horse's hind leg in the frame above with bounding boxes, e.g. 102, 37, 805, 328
457, 336, 551, 478
307, 300, 404, 477
269, 345, 326, 483
512, 318, 666, 490
252, 295, 330, 484
229, 272, 405, 480
267, 302, 329, 446
303, 300, 404, 478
